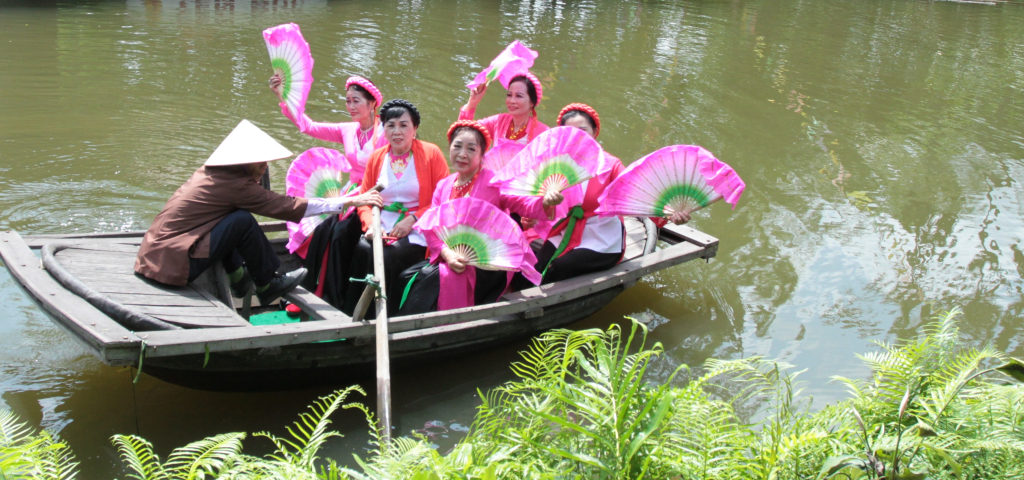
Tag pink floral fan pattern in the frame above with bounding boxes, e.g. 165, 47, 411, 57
466, 41, 539, 90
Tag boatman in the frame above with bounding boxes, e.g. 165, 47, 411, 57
134, 119, 383, 306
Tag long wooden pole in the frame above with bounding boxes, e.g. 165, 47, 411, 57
370, 204, 392, 445
351, 184, 386, 325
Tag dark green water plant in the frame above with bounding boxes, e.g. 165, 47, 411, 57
3, 309, 1024, 479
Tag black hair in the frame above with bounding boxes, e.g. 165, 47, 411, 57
450, 126, 486, 150
559, 110, 597, 131
347, 79, 376, 105
508, 75, 538, 107
379, 99, 420, 128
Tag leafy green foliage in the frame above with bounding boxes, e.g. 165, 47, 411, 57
0, 410, 77, 480
110, 386, 368, 480
6, 309, 1024, 479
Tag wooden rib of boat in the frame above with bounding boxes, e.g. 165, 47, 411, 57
0, 218, 718, 390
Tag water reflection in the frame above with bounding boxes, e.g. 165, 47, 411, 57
1, 0, 1023, 477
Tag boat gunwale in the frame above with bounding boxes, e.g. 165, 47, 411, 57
1, 221, 718, 365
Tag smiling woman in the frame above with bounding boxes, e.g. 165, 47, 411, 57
397, 120, 550, 316
323, 99, 452, 318
460, 72, 549, 146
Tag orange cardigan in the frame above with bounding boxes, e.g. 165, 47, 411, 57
357, 139, 451, 232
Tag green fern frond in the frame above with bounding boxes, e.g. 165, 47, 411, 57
0, 411, 33, 448
25, 431, 79, 480
111, 434, 169, 480
258, 385, 365, 470
163, 432, 245, 479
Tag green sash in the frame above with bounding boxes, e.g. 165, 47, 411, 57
542, 205, 585, 277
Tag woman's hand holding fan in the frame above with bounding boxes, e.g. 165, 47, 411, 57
596, 145, 745, 221
415, 197, 542, 284
441, 247, 468, 273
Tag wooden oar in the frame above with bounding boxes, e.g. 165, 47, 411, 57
344, 184, 392, 441
345, 183, 392, 444
370, 202, 392, 444
352, 183, 386, 324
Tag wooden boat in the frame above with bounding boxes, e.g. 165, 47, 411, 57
0, 219, 717, 390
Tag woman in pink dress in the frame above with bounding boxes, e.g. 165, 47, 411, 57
459, 72, 549, 148
397, 121, 551, 315
268, 74, 387, 294
269, 74, 386, 185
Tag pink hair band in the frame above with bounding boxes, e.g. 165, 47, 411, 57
345, 76, 383, 107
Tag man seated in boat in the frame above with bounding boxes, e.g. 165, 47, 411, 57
134, 119, 383, 306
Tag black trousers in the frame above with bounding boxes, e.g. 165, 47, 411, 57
187, 210, 280, 286
341, 236, 427, 318
302, 214, 363, 309
395, 260, 509, 316
510, 240, 621, 291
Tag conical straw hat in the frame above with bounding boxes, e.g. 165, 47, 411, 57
204, 119, 293, 166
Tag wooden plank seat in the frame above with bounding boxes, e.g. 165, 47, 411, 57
52, 244, 249, 328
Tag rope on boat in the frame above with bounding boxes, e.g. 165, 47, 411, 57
40, 242, 181, 332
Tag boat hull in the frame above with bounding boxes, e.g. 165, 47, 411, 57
143, 286, 622, 390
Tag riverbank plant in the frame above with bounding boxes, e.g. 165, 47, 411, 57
0, 409, 77, 479
3, 309, 1024, 479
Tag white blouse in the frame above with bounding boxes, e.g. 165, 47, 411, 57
378, 153, 426, 246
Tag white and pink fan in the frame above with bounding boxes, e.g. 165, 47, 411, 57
285, 148, 354, 253
596, 145, 745, 219
263, 23, 314, 119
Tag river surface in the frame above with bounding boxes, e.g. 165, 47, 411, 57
2, 0, 1023, 476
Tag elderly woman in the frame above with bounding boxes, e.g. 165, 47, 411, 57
135, 120, 382, 307
513, 104, 689, 287
397, 120, 550, 316
336, 99, 450, 316
460, 72, 549, 146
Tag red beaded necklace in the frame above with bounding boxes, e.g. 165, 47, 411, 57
506, 118, 529, 141
451, 170, 480, 200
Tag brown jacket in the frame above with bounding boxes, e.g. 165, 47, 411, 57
135, 166, 308, 286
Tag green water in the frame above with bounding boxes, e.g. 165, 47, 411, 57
1, 0, 1023, 476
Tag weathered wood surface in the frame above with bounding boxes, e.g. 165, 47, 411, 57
23, 221, 289, 247
283, 287, 353, 323
52, 242, 249, 328
659, 223, 719, 253
108, 293, 219, 307
144, 286, 624, 382
0, 231, 141, 364
622, 217, 648, 261
370, 204, 393, 444
138, 239, 706, 357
